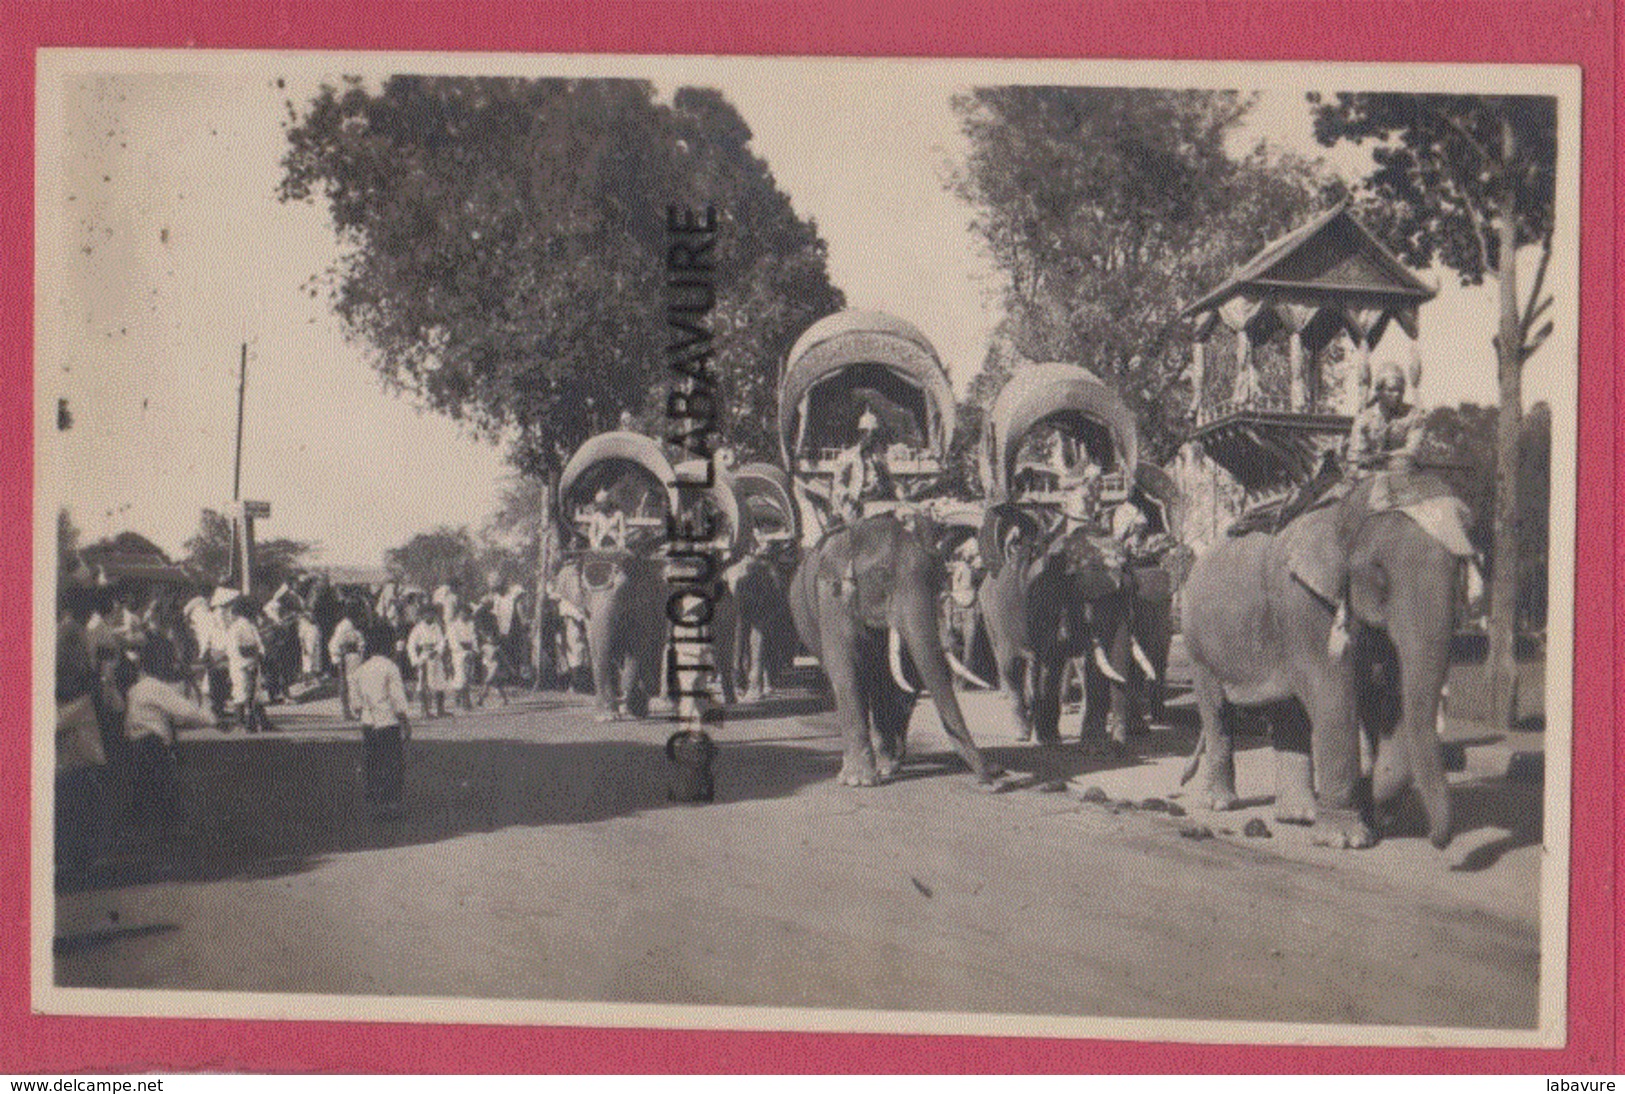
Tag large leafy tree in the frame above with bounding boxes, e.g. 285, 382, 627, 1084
279, 77, 842, 477
949, 87, 1334, 463
385, 526, 482, 594
1310, 92, 1557, 728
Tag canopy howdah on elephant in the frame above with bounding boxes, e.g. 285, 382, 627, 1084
732, 462, 798, 545
979, 362, 1140, 504
673, 458, 746, 560
557, 432, 744, 558
777, 309, 957, 476
558, 431, 677, 551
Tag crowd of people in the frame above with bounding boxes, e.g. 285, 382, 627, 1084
53, 566, 549, 872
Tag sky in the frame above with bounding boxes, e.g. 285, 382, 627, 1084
39, 53, 1577, 568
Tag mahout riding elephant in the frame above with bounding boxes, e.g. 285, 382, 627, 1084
976, 506, 1120, 744
556, 433, 740, 721
789, 511, 997, 786
779, 310, 996, 787
1180, 471, 1471, 849
974, 361, 1163, 748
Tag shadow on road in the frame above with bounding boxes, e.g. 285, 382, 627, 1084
59, 729, 836, 894
1446, 777, 1544, 872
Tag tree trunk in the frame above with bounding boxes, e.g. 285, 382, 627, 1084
533, 477, 555, 687
1486, 123, 1523, 731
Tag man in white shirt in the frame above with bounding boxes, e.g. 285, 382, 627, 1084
353, 623, 411, 816
224, 597, 271, 733
328, 611, 366, 719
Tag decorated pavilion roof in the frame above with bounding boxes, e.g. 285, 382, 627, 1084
1181, 201, 1436, 320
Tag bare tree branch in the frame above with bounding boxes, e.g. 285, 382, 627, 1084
1519, 231, 1554, 339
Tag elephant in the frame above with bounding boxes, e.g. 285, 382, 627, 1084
726, 545, 797, 702
977, 507, 1144, 747
565, 548, 739, 721
789, 511, 997, 787
1180, 472, 1470, 849
1111, 546, 1195, 733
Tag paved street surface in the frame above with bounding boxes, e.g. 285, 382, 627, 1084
52, 654, 1547, 1035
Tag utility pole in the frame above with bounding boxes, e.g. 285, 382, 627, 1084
234, 341, 247, 503
233, 342, 253, 595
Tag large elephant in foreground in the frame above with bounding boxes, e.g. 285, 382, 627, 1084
790, 512, 996, 786
779, 309, 995, 786
1181, 471, 1472, 849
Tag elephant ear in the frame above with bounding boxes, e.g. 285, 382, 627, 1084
1281, 503, 1348, 608
1284, 477, 1397, 624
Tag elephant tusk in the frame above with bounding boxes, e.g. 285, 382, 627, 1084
945, 648, 995, 692
1130, 636, 1157, 681
1091, 642, 1128, 686
887, 627, 919, 695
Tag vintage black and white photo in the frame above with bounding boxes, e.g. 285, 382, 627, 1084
35, 51, 1579, 1045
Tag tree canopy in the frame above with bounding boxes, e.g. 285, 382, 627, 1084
280, 77, 843, 476
1310, 93, 1557, 287
385, 526, 484, 594
949, 87, 1337, 462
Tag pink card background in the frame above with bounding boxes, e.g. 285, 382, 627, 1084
0, 0, 1615, 1073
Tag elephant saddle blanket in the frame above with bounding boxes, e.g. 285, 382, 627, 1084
1368, 472, 1476, 558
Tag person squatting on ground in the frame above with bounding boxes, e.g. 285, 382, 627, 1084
407, 603, 450, 718
353, 623, 411, 817
122, 635, 215, 830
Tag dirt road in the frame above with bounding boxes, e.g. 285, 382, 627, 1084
51, 673, 1546, 1038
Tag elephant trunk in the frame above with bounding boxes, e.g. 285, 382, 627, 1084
1398, 623, 1453, 849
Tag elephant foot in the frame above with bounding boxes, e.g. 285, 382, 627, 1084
1273, 796, 1317, 826
974, 770, 1013, 793
593, 709, 620, 724
1199, 783, 1241, 812
1310, 808, 1377, 850
740, 689, 763, 704
875, 756, 902, 780
973, 759, 1006, 783
838, 757, 881, 787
